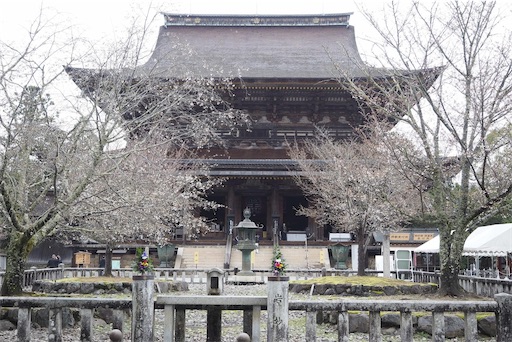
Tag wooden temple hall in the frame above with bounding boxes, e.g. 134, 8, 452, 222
68, 12, 418, 247
156, 13, 369, 244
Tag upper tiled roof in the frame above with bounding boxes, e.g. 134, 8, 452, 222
136, 13, 379, 79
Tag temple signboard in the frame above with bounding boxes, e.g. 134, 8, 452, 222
390, 233, 410, 242
413, 233, 435, 241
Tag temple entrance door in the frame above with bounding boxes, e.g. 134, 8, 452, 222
200, 195, 227, 237
283, 195, 308, 231
242, 196, 267, 239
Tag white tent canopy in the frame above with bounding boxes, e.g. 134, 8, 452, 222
414, 223, 512, 256
463, 223, 512, 256
414, 235, 440, 253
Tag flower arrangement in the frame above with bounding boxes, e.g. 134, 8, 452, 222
271, 246, 287, 276
132, 247, 154, 275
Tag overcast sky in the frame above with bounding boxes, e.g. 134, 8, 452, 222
0, 0, 377, 132
0, 0, 371, 47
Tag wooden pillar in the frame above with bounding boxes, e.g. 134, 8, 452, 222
243, 309, 252, 337
228, 187, 241, 223
207, 307, 222, 341
306, 216, 321, 241
175, 308, 186, 342
131, 275, 154, 342
267, 276, 289, 341
228, 187, 235, 211
271, 189, 279, 216
227, 188, 236, 219
271, 189, 280, 243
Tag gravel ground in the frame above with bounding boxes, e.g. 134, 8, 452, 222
0, 283, 497, 341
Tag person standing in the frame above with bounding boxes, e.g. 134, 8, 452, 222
47, 254, 59, 268
99, 256, 106, 276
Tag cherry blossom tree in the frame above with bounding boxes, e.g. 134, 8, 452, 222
289, 129, 419, 276
63, 144, 222, 276
0, 9, 246, 294
340, 1, 512, 295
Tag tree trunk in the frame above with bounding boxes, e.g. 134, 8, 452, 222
438, 229, 465, 296
1, 234, 32, 296
104, 244, 113, 277
357, 227, 366, 276
439, 265, 463, 296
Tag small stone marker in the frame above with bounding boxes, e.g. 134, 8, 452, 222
235, 332, 251, 341
109, 329, 123, 342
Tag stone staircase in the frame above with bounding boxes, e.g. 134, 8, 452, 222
176, 245, 329, 270
177, 246, 227, 269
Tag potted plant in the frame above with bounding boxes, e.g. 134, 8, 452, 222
270, 246, 288, 280
132, 247, 154, 279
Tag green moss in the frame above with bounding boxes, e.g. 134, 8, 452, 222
290, 276, 426, 286
413, 312, 430, 318
56, 276, 132, 283
441, 312, 495, 320
348, 310, 362, 314
476, 312, 495, 320
56, 276, 175, 285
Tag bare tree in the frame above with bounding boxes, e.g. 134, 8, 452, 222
341, 1, 512, 295
289, 129, 419, 276
0, 9, 246, 295
63, 144, 222, 276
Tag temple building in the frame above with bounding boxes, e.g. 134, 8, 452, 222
67, 12, 438, 256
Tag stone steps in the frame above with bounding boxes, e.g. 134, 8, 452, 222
178, 246, 226, 269
177, 245, 329, 270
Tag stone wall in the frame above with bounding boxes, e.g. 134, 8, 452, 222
290, 283, 438, 296
31, 279, 188, 295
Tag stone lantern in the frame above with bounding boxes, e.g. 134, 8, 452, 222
330, 244, 350, 269
235, 207, 259, 276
